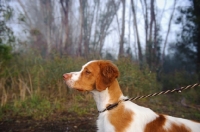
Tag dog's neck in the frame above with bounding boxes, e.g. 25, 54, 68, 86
91, 79, 123, 112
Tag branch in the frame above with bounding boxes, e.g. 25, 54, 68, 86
162, 0, 177, 61
131, 0, 143, 64
17, 0, 33, 27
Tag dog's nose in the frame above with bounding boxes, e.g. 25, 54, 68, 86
63, 73, 71, 80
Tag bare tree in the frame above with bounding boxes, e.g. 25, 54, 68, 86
60, 0, 72, 55
78, 0, 96, 58
146, 0, 157, 69
40, 0, 54, 54
77, 0, 84, 56
88, 0, 120, 57
118, 0, 125, 58
131, 0, 143, 67
15, 0, 122, 58
17, 0, 33, 28
139, 0, 163, 70
162, 0, 177, 63
17, 0, 67, 57
16, 0, 177, 62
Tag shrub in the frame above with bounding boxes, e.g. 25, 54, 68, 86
115, 58, 161, 97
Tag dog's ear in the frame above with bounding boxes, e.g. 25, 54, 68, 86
96, 61, 119, 91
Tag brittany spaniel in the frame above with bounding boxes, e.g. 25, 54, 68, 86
63, 60, 200, 132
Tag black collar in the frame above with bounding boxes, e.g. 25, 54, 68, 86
98, 99, 129, 113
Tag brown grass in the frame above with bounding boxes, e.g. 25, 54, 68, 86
0, 55, 199, 122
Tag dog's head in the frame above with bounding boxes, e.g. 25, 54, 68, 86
63, 60, 119, 92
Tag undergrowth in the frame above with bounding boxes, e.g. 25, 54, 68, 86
0, 95, 55, 119
0, 53, 199, 121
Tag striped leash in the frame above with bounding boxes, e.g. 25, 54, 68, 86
98, 83, 200, 113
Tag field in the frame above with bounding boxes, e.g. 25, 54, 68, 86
0, 55, 200, 131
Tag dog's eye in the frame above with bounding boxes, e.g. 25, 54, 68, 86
85, 70, 91, 74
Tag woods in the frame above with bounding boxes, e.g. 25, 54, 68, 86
0, 1, 195, 68
2, 0, 195, 76
0, 0, 199, 102
0, 0, 200, 131
0, 0, 199, 99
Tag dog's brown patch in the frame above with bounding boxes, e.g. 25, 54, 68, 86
170, 124, 191, 132
96, 60, 119, 91
108, 80, 122, 103
144, 115, 191, 132
108, 104, 134, 132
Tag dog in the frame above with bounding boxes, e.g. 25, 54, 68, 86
63, 60, 200, 132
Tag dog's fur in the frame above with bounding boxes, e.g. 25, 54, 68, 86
63, 60, 200, 132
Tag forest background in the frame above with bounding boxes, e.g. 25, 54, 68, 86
0, 0, 200, 131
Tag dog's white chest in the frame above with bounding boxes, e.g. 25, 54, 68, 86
97, 112, 115, 132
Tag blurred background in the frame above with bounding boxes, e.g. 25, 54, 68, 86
0, 0, 200, 131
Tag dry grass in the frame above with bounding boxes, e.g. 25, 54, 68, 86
0, 55, 199, 121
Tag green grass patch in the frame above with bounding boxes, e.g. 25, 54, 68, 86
0, 95, 60, 120
67, 94, 96, 116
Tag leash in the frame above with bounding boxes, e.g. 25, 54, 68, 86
98, 83, 200, 113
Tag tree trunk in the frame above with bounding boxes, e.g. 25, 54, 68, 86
82, 0, 89, 58
152, 0, 157, 70
193, 0, 200, 81
77, 0, 84, 57
162, 0, 176, 65
41, 0, 53, 55
118, 0, 125, 58
143, 0, 148, 51
131, 0, 143, 67
146, 0, 155, 69
60, 0, 70, 55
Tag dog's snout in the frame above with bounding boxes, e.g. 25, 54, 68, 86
63, 73, 71, 80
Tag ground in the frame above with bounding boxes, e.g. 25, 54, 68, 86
1, 96, 200, 132
0, 112, 97, 132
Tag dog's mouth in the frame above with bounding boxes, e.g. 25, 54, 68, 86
65, 85, 85, 92
64, 80, 89, 92
76, 88, 84, 92
67, 85, 86, 92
